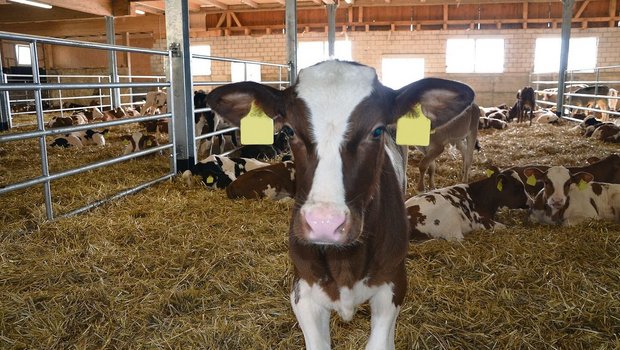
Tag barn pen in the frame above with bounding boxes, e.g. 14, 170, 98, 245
2, 0, 620, 348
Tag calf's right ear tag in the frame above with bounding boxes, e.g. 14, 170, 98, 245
526, 175, 537, 186
396, 103, 431, 146
240, 101, 274, 145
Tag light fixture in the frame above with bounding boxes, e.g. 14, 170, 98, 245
8, 0, 52, 9
135, 9, 145, 15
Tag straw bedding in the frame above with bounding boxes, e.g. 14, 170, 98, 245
1, 119, 619, 349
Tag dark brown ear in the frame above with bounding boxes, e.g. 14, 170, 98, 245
572, 171, 594, 184
392, 78, 475, 128
523, 167, 545, 180
206, 82, 284, 126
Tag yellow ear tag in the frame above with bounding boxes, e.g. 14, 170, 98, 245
396, 103, 431, 146
206, 175, 214, 184
578, 179, 588, 190
496, 179, 503, 192
240, 102, 274, 145
526, 175, 537, 186
485, 169, 495, 177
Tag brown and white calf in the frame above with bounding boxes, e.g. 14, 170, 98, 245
525, 166, 620, 226
226, 161, 296, 200
207, 60, 475, 350
415, 102, 480, 192
510, 153, 620, 195
121, 132, 159, 155
406, 167, 529, 241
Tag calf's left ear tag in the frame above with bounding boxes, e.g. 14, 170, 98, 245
240, 101, 274, 145
496, 179, 504, 192
526, 175, 537, 186
396, 103, 431, 146
578, 179, 588, 190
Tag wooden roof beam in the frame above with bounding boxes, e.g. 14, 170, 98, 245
201, 0, 228, 10
574, 0, 591, 18
323, 0, 335, 4
42, 0, 130, 16
241, 0, 259, 8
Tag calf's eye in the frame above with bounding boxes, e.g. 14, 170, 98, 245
371, 127, 384, 139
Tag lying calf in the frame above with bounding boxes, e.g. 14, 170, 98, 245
406, 166, 529, 241
226, 161, 295, 200
525, 166, 620, 226
182, 155, 269, 189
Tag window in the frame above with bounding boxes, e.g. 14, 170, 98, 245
190, 45, 211, 76
231, 62, 261, 82
297, 41, 352, 71
381, 57, 424, 89
533, 37, 597, 73
446, 38, 504, 73
15, 44, 32, 66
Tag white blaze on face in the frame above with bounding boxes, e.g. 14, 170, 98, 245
295, 61, 376, 208
545, 166, 571, 209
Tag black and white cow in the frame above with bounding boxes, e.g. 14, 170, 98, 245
182, 154, 269, 189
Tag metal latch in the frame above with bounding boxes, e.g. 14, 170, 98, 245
169, 43, 181, 57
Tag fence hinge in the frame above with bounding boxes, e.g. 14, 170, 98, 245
169, 42, 181, 57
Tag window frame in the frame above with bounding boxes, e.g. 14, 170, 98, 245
15, 44, 32, 66
445, 38, 505, 74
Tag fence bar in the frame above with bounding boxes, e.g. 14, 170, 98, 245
0, 72, 10, 131
0, 144, 172, 196
195, 126, 239, 141
60, 173, 174, 219
563, 104, 620, 116
106, 16, 121, 109
191, 54, 289, 68
0, 81, 169, 91
29, 41, 54, 219
0, 31, 168, 56
167, 50, 178, 174
0, 113, 172, 143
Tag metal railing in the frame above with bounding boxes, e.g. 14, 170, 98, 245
531, 65, 620, 122
0, 30, 174, 221
3, 72, 166, 127
191, 53, 291, 158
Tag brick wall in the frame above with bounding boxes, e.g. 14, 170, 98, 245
170, 27, 620, 106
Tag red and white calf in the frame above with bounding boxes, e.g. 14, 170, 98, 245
406, 167, 529, 241
207, 60, 475, 350
226, 161, 296, 200
525, 166, 620, 226
121, 132, 159, 155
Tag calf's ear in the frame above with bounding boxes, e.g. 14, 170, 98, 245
206, 82, 284, 126
392, 78, 475, 128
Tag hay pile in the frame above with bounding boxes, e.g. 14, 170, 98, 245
1, 120, 619, 349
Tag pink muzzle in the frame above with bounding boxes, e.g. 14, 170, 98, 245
302, 205, 347, 244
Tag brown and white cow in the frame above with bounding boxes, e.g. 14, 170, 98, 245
406, 166, 529, 241
207, 60, 475, 350
525, 165, 620, 226
226, 160, 296, 200
121, 132, 159, 155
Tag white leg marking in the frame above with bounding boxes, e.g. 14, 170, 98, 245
366, 283, 399, 350
291, 280, 332, 350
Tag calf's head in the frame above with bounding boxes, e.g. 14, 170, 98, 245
523, 166, 594, 212
208, 60, 474, 245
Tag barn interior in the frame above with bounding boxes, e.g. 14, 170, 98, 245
1, 0, 620, 349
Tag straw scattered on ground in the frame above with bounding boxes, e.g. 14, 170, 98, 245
1, 118, 619, 349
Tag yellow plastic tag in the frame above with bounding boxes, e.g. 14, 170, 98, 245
396, 103, 431, 146
206, 175, 214, 185
496, 179, 503, 192
578, 179, 588, 190
240, 102, 274, 145
485, 169, 495, 177
526, 175, 537, 186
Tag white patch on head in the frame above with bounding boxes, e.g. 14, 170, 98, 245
296, 61, 376, 208
545, 166, 571, 208
263, 184, 277, 199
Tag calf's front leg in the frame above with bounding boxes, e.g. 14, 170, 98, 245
291, 279, 331, 350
